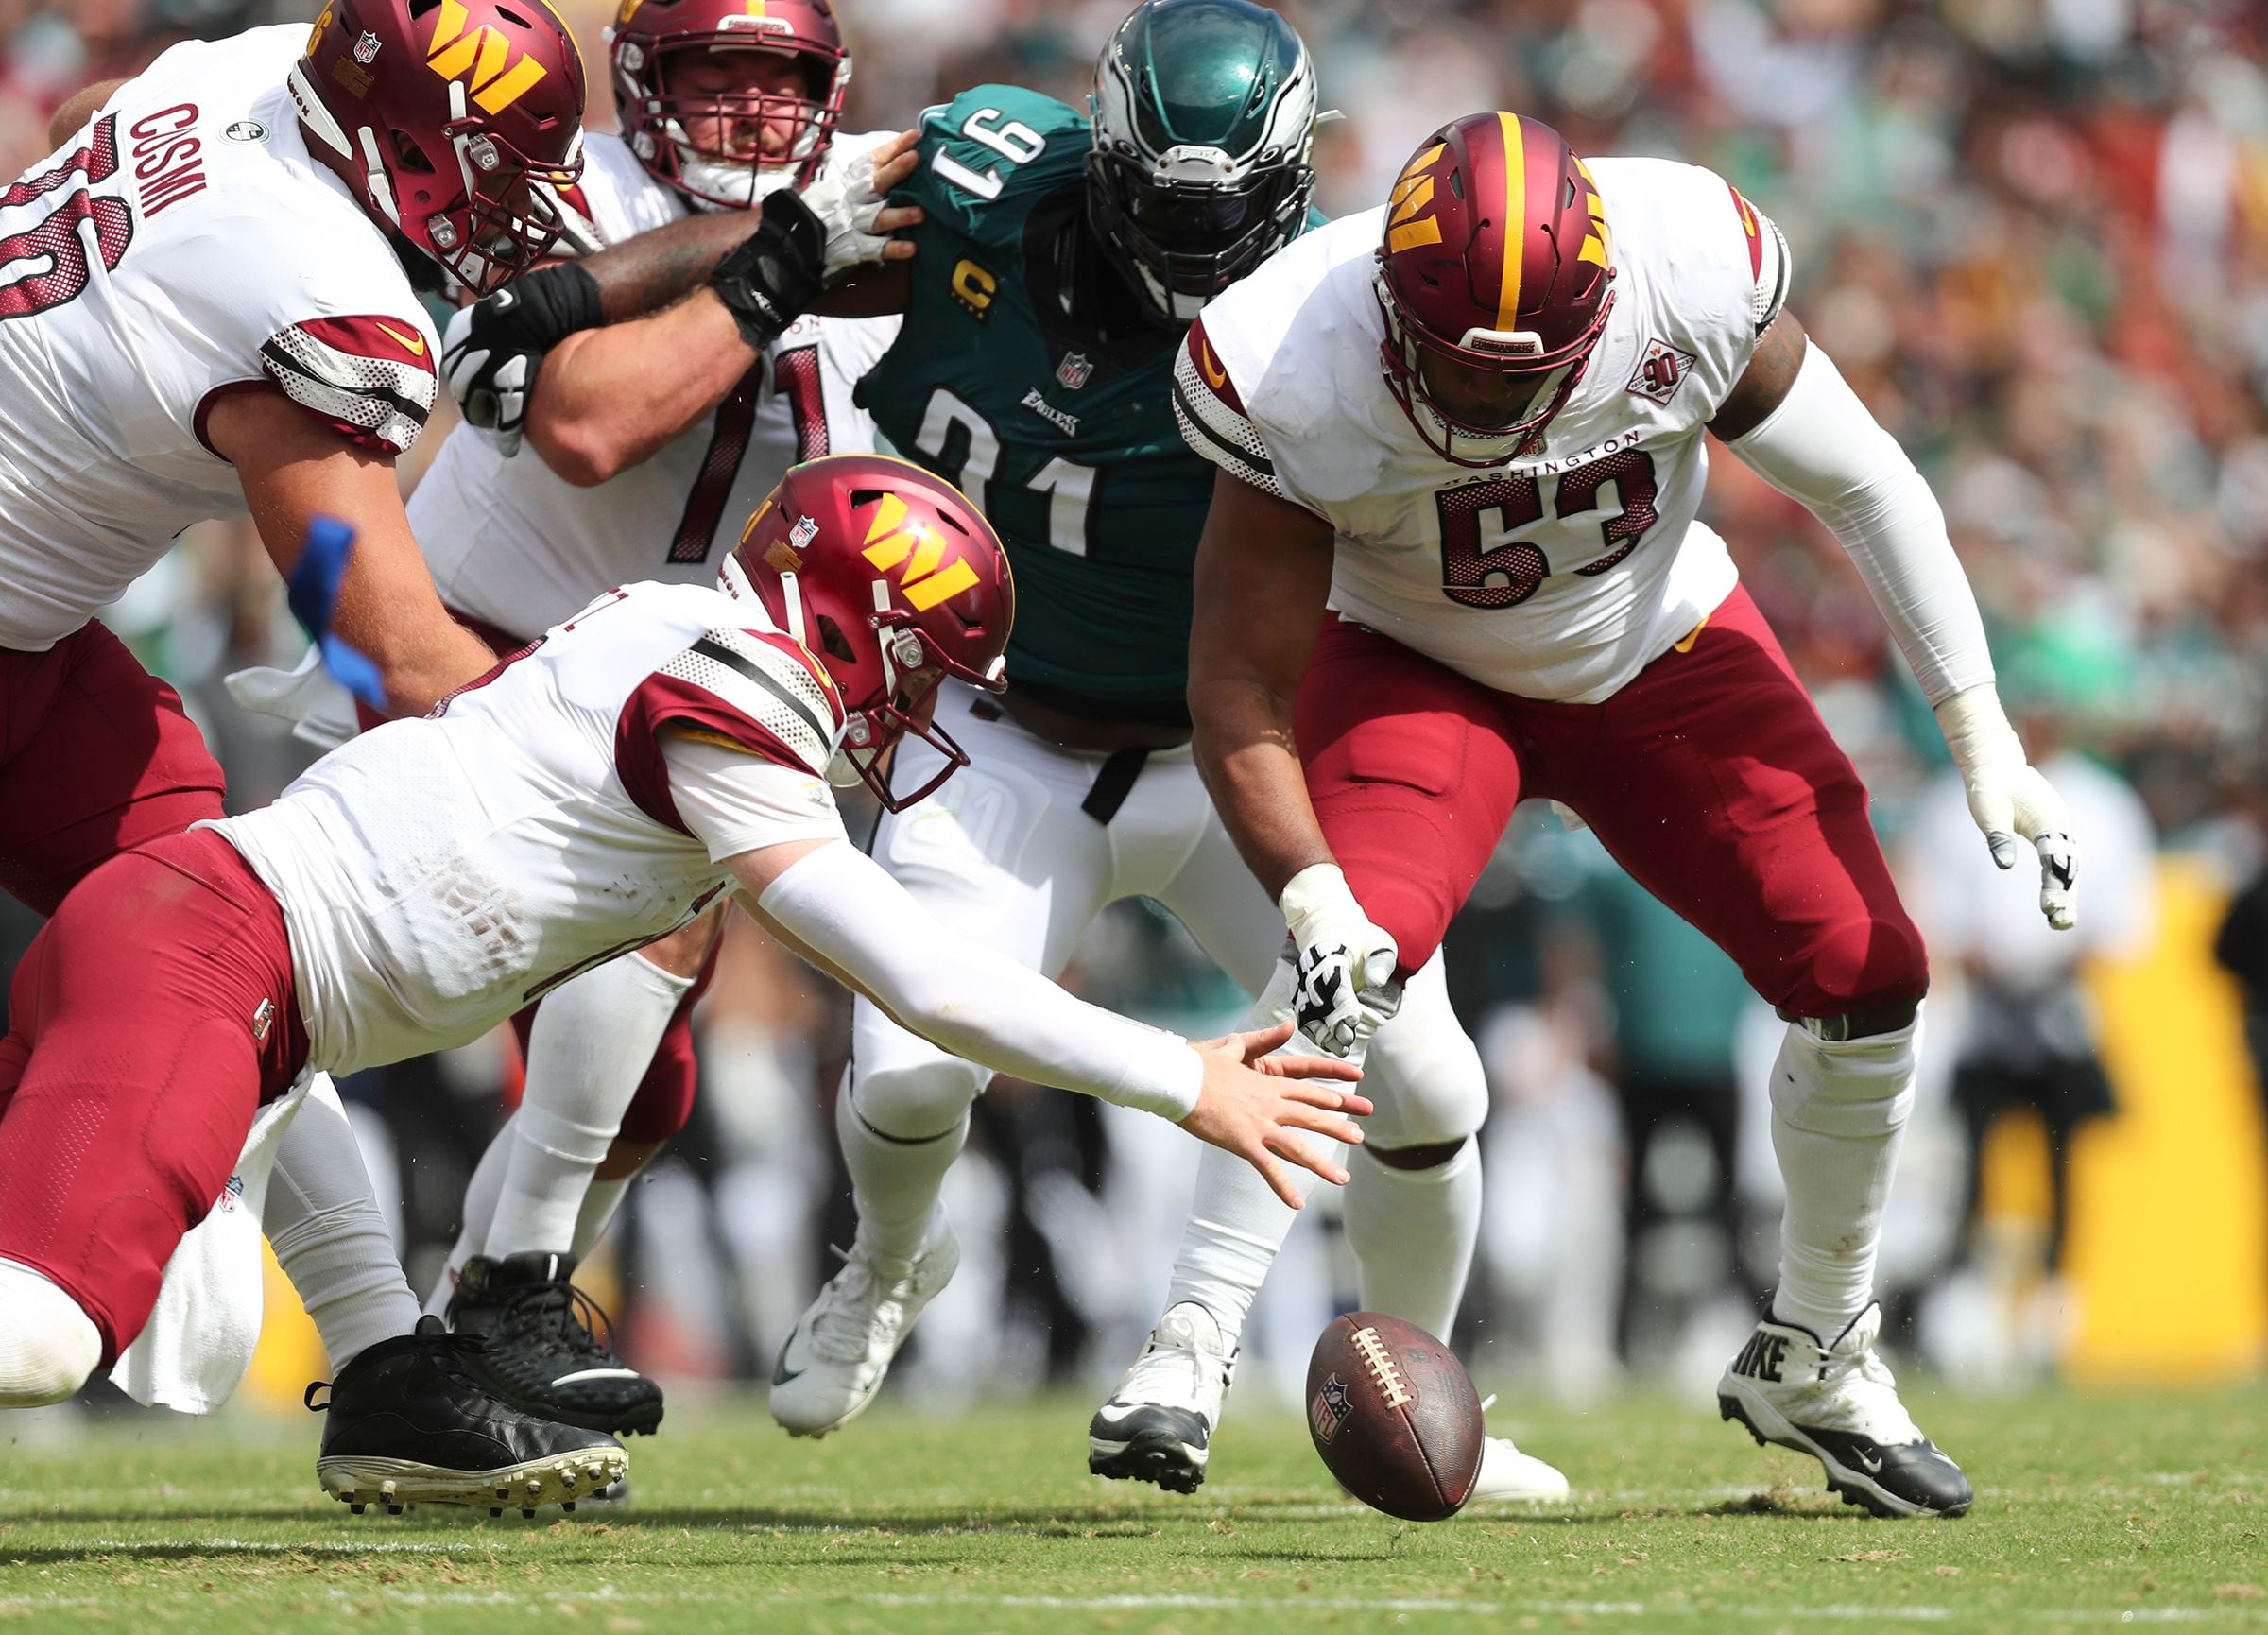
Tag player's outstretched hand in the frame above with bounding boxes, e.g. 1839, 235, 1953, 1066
799, 128, 926, 278
1935, 685, 2081, 930
1177, 1022, 1370, 1209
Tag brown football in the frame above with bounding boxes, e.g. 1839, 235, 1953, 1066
1305, 1312, 1485, 1522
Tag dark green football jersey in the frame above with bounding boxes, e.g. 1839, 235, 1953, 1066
859, 85, 1280, 722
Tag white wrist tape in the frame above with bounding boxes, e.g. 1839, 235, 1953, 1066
1933, 683, 2026, 781
1727, 343, 1991, 707
1278, 862, 1365, 953
757, 841, 1202, 1120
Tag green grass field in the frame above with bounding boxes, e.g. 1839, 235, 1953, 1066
1, 1384, 2262, 1634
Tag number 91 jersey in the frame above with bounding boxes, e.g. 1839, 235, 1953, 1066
413, 131, 900, 645
1177, 158, 1791, 705
857, 86, 1227, 721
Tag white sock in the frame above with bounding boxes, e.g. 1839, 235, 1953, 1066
1343, 1137, 1483, 1342
484, 952, 693, 1260
427, 1120, 511, 1317
1160, 959, 1349, 1348
265, 1081, 421, 1372
837, 1068, 964, 1261
0, 1260, 102, 1407
573, 1176, 630, 1259
1768, 1013, 1921, 1341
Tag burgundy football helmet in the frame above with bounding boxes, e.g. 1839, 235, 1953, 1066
1374, 112, 1616, 466
610, 0, 850, 211
291, 0, 587, 295
721, 455, 1015, 811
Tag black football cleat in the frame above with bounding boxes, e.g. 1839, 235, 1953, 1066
1718, 1301, 1974, 1518
446, 1251, 664, 1437
310, 1316, 627, 1516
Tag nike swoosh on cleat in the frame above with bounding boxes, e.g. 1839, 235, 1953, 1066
550, 1368, 644, 1385
1855, 1449, 1883, 1473
771, 1332, 808, 1387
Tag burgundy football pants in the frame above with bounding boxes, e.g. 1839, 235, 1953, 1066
0, 830, 306, 1363
1297, 585, 1928, 1020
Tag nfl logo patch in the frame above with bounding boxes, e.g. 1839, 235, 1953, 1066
352, 29, 382, 63
1055, 351, 1093, 391
789, 514, 818, 549
1310, 1373, 1353, 1444
1627, 336, 1697, 407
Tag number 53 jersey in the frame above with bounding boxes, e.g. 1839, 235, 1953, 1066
414, 130, 901, 645
1177, 157, 1791, 705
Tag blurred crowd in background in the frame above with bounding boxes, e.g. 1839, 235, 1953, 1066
6, 0, 2268, 1408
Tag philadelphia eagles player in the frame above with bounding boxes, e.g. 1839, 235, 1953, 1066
438, 0, 1567, 1503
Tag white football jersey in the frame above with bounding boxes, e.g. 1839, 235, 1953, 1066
1176, 159, 1791, 704
211, 581, 847, 1076
0, 26, 439, 653
415, 132, 902, 643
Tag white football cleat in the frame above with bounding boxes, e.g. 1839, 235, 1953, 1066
1718, 1300, 1973, 1518
1469, 1434, 1571, 1503
1088, 1301, 1235, 1494
768, 1223, 959, 1438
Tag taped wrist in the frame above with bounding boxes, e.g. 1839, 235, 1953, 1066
708, 190, 824, 351
497, 261, 602, 351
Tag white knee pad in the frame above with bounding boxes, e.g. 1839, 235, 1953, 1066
1768, 1012, 1922, 1140
0, 1261, 102, 1407
849, 1009, 993, 1144
1358, 954, 1489, 1150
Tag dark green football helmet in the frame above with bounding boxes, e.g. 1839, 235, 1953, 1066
1087, 0, 1323, 322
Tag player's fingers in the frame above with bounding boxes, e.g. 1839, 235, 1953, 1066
1278, 1103, 1366, 1145
869, 136, 920, 187
2036, 832, 2078, 930
1247, 1144, 1306, 1210
1269, 1129, 1349, 1189
1222, 1021, 1296, 1062
872, 203, 924, 233
1274, 1078, 1369, 1115
880, 239, 919, 262
1258, 1053, 1364, 1086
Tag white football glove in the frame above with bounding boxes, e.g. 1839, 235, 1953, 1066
1936, 684, 2079, 930
795, 141, 898, 282
1279, 863, 1402, 1058
441, 291, 538, 457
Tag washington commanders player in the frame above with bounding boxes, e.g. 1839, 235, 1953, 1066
399, 0, 912, 1442
0, 0, 621, 1505
0, 456, 1370, 1515
438, 0, 1563, 1504
1151, 112, 2081, 1518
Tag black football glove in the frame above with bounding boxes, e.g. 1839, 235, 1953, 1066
708, 189, 827, 353
439, 261, 602, 456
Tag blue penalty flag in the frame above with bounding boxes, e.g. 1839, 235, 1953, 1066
285, 514, 385, 714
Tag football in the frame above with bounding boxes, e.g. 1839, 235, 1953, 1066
1305, 1312, 1485, 1522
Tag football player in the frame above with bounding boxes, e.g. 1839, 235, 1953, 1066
0, 456, 1371, 1518
437, 0, 1566, 1502
391, 0, 911, 1443
0, 0, 617, 1505
1163, 111, 2082, 1518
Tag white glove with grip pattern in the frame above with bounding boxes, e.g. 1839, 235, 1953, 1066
796, 141, 897, 281
1936, 684, 2079, 930
1279, 863, 1401, 1058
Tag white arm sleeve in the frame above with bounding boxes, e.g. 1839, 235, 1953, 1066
752, 840, 1205, 1121
1725, 342, 1993, 706
662, 732, 848, 863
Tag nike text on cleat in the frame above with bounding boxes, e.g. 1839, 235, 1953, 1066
309, 1316, 627, 1516
1089, 1301, 1236, 1495
769, 1223, 960, 1437
444, 1250, 663, 1437
1717, 1300, 1974, 1519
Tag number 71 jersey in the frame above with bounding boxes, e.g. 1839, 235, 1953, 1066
413, 131, 901, 645
1177, 157, 1790, 706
